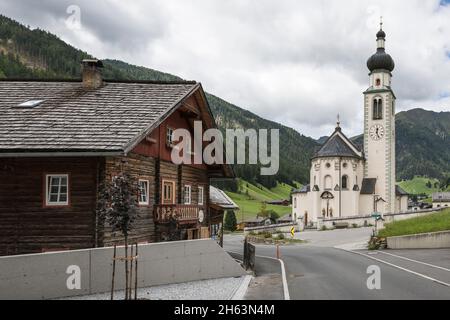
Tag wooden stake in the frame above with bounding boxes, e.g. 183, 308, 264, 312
111, 245, 117, 300
129, 244, 134, 299
134, 243, 138, 300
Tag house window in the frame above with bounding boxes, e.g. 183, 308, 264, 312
46, 174, 69, 206
166, 127, 174, 147
342, 175, 348, 190
162, 180, 175, 204
184, 185, 192, 205
138, 180, 149, 205
198, 186, 204, 205
294, 198, 297, 208
373, 97, 383, 120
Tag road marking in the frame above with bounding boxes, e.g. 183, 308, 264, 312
375, 251, 450, 272
339, 249, 450, 287
227, 250, 291, 300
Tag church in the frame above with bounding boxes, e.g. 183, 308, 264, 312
292, 23, 409, 227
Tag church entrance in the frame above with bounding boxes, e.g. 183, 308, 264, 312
320, 191, 335, 218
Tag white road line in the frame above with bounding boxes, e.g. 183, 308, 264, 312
376, 250, 450, 272
340, 249, 450, 287
227, 250, 291, 300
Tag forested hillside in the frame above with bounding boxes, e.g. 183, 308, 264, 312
0, 14, 448, 188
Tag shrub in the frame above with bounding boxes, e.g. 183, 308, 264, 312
224, 210, 237, 232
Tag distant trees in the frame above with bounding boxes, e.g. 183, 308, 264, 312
224, 210, 237, 232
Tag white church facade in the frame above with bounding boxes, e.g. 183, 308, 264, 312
292, 24, 409, 227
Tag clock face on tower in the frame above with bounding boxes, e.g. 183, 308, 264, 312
369, 124, 384, 141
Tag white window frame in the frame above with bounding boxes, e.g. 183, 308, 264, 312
184, 185, 192, 205
166, 127, 174, 147
198, 186, 204, 205
138, 179, 149, 206
45, 174, 69, 206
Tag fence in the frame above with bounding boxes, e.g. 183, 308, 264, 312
243, 238, 255, 271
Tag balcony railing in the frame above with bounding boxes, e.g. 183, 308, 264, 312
154, 204, 200, 224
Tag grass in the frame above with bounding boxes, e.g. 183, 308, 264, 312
398, 176, 442, 196
378, 209, 450, 238
226, 191, 291, 222
226, 179, 294, 223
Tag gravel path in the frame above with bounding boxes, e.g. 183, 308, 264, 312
63, 276, 248, 300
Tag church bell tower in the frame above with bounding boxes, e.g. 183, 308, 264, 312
363, 20, 396, 214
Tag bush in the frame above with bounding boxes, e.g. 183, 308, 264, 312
224, 210, 237, 232
277, 233, 285, 240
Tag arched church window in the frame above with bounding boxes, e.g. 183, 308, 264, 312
342, 175, 348, 190
373, 97, 383, 120
324, 175, 332, 190
376, 78, 381, 86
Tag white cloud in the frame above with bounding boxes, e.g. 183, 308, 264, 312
1, 0, 449, 138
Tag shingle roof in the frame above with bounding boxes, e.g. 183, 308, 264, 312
313, 129, 362, 159
292, 184, 310, 194
395, 185, 409, 196
209, 186, 239, 210
0, 80, 198, 153
360, 178, 377, 195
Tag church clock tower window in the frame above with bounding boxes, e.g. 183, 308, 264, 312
373, 97, 383, 120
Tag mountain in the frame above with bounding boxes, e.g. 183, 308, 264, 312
322, 109, 450, 180
0, 14, 448, 186
395, 109, 450, 180
0, 14, 318, 187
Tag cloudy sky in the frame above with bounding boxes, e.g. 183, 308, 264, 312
1, 0, 450, 138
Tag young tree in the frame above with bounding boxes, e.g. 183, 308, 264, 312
97, 171, 139, 300
224, 210, 237, 232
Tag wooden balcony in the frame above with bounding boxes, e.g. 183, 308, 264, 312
154, 204, 200, 224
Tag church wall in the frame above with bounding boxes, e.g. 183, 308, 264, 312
292, 193, 313, 228
359, 195, 374, 216
364, 89, 396, 214
395, 195, 408, 213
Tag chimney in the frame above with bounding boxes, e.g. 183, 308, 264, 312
82, 59, 104, 89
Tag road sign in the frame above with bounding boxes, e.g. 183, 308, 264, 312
290, 226, 295, 238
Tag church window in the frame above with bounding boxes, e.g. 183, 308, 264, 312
326, 162, 331, 168
373, 97, 383, 120
324, 175, 332, 190
376, 78, 381, 86
342, 162, 348, 168
342, 175, 349, 190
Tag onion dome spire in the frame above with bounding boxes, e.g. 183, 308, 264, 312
367, 17, 395, 72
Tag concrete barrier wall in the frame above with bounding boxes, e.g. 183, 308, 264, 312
387, 231, 450, 249
244, 223, 297, 235
320, 209, 443, 230
0, 239, 245, 300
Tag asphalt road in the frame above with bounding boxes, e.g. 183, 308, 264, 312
224, 229, 450, 300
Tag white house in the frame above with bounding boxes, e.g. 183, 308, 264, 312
432, 192, 450, 209
292, 23, 409, 227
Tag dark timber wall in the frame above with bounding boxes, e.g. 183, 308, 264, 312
0, 157, 100, 256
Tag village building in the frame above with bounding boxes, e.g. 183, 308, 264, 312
0, 59, 233, 256
432, 192, 450, 209
209, 185, 239, 246
292, 25, 409, 227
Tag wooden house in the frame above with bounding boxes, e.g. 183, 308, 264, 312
0, 60, 233, 256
